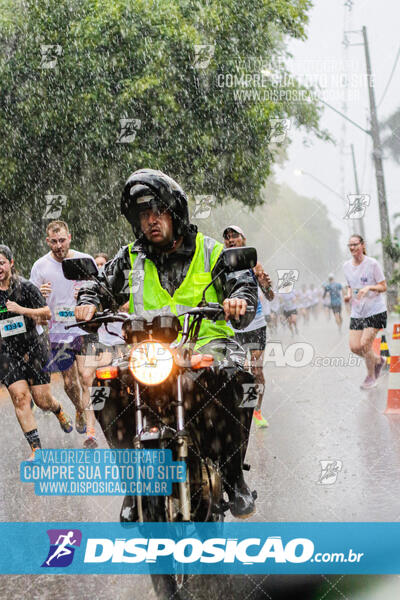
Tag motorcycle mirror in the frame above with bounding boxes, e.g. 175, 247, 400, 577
62, 257, 99, 281
198, 246, 258, 308
220, 247, 257, 272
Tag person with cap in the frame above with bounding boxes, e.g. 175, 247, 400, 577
0, 245, 73, 459
323, 273, 344, 332
75, 169, 259, 518
223, 225, 274, 429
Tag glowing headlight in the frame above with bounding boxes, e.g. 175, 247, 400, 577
129, 342, 173, 385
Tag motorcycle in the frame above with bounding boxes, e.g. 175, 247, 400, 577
62, 247, 257, 521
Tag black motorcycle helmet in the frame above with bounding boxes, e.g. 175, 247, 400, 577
121, 169, 190, 240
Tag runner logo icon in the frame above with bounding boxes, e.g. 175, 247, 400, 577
42, 529, 82, 567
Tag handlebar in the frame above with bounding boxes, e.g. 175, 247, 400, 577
66, 302, 255, 331
64, 310, 130, 330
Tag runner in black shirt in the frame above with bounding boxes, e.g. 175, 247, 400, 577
0, 245, 73, 459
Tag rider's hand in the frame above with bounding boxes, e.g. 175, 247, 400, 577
40, 282, 52, 298
223, 298, 247, 320
119, 301, 130, 312
75, 305, 96, 321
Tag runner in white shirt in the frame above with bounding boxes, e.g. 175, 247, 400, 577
309, 283, 320, 320
30, 220, 98, 447
343, 234, 387, 390
300, 284, 312, 324
281, 289, 298, 336
268, 290, 280, 334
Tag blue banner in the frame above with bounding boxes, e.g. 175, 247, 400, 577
1, 522, 399, 574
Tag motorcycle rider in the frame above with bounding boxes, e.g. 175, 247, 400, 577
75, 169, 258, 517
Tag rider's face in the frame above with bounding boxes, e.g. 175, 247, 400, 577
139, 208, 174, 246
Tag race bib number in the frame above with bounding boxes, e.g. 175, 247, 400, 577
54, 306, 75, 322
0, 315, 27, 338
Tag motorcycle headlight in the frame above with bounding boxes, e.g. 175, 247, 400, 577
128, 342, 173, 385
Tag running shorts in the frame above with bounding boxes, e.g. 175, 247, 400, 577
349, 311, 387, 331
0, 334, 51, 388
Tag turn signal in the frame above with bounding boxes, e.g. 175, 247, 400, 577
96, 366, 119, 379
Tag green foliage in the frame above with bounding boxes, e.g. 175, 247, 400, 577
0, 0, 327, 273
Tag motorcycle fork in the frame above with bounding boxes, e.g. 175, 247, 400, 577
133, 381, 144, 523
176, 373, 191, 521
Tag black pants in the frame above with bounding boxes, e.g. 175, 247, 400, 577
185, 338, 254, 489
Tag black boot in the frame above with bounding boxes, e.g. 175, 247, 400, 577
120, 495, 138, 522
226, 471, 256, 519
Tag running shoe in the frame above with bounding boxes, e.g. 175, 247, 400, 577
360, 376, 377, 390
374, 357, 386, 380
75, 410, 87, 434
83, 427, 98, 449
253, 410, 269, 428
28, 447, 40, 461
56, 408, 73, 433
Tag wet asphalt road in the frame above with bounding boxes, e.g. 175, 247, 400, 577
0, 307, 400, 599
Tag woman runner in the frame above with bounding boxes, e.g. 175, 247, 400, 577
343, 235, 387, 390
0, 245, 73, 459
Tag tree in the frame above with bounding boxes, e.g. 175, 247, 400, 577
0, 0, 328, 272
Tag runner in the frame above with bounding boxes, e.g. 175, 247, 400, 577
93, 253, 108, 269
268, 289, 280, 334
296, 286, 306, 325
303, 284, 313, 324
310, 283, 320, 320
322, 281, 331, 320
343, 234, 387, 390
223, 226, 274, 429
281, 289, 298, 336
0, 245, 72, 459
30, 220, 98, 448
323, 273, 343, 332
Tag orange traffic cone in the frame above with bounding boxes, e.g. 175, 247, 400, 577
384, 323, 400, 414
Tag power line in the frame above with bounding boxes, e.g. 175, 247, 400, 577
377, 44, 400, 108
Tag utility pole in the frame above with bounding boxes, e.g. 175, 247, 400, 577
350, 143, 366, 240
362, 26, 394, 297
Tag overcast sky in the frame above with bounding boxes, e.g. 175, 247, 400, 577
275, 0, 400, 256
